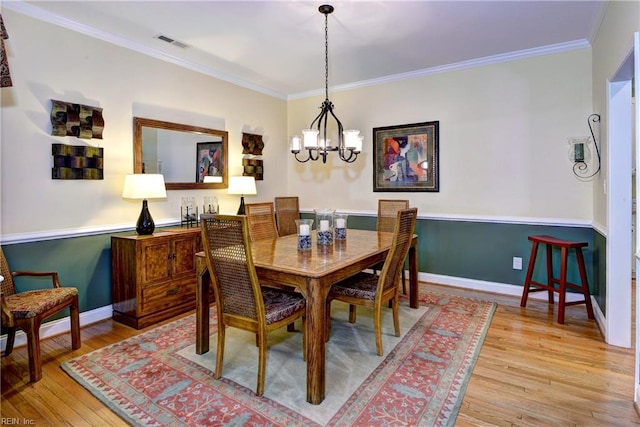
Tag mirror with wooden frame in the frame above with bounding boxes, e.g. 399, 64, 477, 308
133, 117, 229, 190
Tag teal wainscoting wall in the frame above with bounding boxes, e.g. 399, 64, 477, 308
2, 217, 601, 326
593, 230, 607, 316
423, 220, 595, 287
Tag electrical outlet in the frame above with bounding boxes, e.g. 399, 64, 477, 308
512, 256, 523, 270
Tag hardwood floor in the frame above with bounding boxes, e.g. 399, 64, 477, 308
1, 282, 638, 426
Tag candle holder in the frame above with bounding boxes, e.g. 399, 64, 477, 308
295, 219, 314, 251
181, 197, 198, 228
314, 209, 335, 245
203, 196, 219, 214
334, 213, 348, 240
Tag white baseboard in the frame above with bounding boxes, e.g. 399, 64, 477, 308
421, 272, 586, 303
592, 295, 607, 339
1, 305, 113, 352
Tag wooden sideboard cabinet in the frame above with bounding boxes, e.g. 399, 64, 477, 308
111, 228, 203, 329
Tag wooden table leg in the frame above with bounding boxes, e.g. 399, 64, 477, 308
196, 263, 210, 355
409, 238, 419, 309
305, 277, 328, 405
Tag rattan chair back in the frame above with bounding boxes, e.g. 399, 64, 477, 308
245, 202, 278, 242
377, 208, 418, 297
0, 247, 16, 297
274, 196, 300, 237
377, 199, 410, 233
200, 214, 263, 321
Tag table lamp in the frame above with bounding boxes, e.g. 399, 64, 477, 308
122, 174, 167, 235
227, 176, 256, 215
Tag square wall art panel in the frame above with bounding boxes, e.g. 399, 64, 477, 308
50, 100, 104, 139
52, 143, 104, 179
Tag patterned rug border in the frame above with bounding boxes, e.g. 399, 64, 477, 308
61, 289, 496, 426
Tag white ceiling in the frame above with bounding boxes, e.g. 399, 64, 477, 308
5, 0, 607, 99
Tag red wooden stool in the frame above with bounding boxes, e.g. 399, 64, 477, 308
520, 235, 595, 324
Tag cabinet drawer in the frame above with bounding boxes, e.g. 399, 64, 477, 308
140, 280, 195, 315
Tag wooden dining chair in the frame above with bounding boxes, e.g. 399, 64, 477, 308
274, 196, 300, 237
0, 247, 81, 382
376, 199, 410, 294
326, 208, 417, 356
245, 202, 278, 242
245, 201, 300, 332
200, 214, 306, 396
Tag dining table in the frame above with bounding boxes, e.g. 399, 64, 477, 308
195, 228, 419, 405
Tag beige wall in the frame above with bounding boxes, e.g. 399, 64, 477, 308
0, 10, 287, 237
1, 8, 603, 240
591, 0, 640, 228
288, 49, 594, 220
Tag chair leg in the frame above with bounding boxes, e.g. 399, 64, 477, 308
374, 305, 383, 356
348, 305, 357, 323
392, 296, 400, 338
558, 247, 568, 324
214, 325, 225, 380
545, 243, 555, 304
256, 331, 267, 397
576, 247, 595, 319
25, 318, 43, 382
520, 241, 539, 307
4, 327, 16, 356
70, 297, 81, 350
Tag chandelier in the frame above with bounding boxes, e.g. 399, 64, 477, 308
290, 4, 362, 164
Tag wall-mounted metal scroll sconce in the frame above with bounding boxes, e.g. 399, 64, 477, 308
568, 113, 601, 179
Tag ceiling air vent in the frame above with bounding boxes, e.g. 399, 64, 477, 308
153, 34, 188, 49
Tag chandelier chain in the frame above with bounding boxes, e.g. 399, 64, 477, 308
324, 12, 329, 100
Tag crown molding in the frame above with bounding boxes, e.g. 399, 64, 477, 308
289, 39, 591, 100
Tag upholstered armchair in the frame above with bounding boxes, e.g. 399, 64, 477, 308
1, 247, 81, 382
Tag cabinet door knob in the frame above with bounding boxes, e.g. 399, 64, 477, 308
166, 288, 179, 296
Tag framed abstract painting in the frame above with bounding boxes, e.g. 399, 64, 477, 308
196, 141, 224, 183
373, 121, 439, 192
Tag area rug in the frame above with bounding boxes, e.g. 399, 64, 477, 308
61, 289, 496, 426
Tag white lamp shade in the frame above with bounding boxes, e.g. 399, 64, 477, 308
227, 176, 257, 195
122, 174, 167, 200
